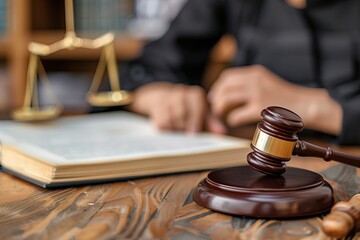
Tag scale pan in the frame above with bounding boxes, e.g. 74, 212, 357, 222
86, 90, 132, 107
12, 106, 62, 121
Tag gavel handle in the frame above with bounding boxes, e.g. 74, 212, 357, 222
322, 194, 360, 238
293, 140, 360, 168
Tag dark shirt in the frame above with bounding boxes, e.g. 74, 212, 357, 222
121, 0, 360, 145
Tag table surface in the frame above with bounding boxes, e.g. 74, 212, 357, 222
0, 144, 359, 240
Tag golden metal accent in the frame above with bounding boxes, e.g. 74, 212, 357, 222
251, 127, 296, 159
12, 53, 63, 121
87, 91, 132, 107
12, 107, 62, 122
12, 0, 131, 121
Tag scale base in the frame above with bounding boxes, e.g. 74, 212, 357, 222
193, 166, 334, 218
86, 91, 132, 107
12, 106, 62, 121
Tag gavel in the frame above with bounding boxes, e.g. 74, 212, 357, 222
247, 106, 360, 237
247, 106, 360, 176
322, 194, 360, 238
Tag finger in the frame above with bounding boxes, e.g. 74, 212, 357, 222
209, 66, 262, 102
226, 106, 259, 127
206, 114, 228, 135
151, 103, 172, 131
169, 85, 187, 131
211, 91, 249, 119
209, 74, 245, 103
185, 86, 207, 134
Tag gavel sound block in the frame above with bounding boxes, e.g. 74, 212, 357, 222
194, 106, 360, 218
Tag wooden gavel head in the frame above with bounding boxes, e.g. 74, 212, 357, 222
247, 106, 304, 175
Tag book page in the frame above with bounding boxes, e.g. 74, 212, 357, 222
0, 112, 249, 165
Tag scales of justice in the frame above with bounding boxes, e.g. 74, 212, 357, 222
12, 0, 132, 121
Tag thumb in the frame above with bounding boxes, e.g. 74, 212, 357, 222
206, 114, 228, 134
226, 106, 258, 127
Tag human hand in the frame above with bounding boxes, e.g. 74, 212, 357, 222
208, 65, 342, 135
128, 82, 208, 133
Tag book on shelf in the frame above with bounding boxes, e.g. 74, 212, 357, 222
73, 0, 187, 39
0, 111, 250, 188
0, 0, 7, 35
0, 66, 9, 112
74, 0, 133, 35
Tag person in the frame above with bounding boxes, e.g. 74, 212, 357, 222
121, 0, 360, 145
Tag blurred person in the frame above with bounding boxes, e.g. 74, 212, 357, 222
121, 0, 360, 145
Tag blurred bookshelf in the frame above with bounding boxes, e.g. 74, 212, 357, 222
0, 0, 6, 35
0, 38, 9, 57
0, 0, 7, 56
74, 0, 133, 35
0, 0, 186, 114
0, 63, 9, 112
0, 0, 235, 115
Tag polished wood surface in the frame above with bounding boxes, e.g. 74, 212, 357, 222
0, 150, 359, 239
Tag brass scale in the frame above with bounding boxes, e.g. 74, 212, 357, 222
12, 0, 132, 121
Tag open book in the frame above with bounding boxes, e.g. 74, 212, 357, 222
0, 111, 250, 187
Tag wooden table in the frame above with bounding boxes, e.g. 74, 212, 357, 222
0, 146, 359, 239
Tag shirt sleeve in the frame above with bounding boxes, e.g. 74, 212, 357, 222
121, 0, 227, 91
318, 31, 360, 145
337, 95, 360, 145
327, 73, 360, 145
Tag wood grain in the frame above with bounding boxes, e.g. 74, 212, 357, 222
0, 154, 359, 239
